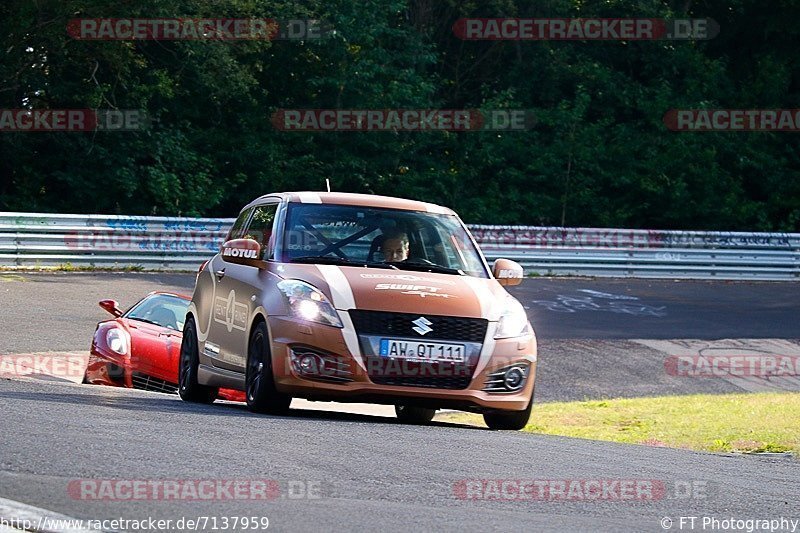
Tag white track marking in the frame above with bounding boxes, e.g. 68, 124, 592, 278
635, 338, 800, 392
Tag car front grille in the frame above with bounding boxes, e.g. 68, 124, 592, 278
368, 373, 472, 390
349, 310, 488, 342
131, 372, 178, 395
360, 356, 476, 390
349, 311, 486, 390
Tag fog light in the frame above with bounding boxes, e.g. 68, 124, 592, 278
504, 366, 525, 391
299, 354, 319, 374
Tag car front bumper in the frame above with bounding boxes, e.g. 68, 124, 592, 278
84, 344, 132, 388
267, 315, 536, 412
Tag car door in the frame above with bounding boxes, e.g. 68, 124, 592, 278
204, 206, 254, 371
212, 201, 280, 370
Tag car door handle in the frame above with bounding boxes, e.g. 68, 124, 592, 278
216, 268, 226, 281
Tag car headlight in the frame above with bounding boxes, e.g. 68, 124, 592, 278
494, 296, 530, 339
277, 280, 343, 328
106, 327, 130, 355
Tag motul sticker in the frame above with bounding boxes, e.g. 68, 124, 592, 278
223, 247, 258, 259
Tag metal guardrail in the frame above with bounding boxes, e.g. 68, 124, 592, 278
0, 213, 798, 280
471, 225, 800, 280
0, 213, 228, 269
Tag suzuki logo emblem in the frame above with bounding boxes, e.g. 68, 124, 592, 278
411, 316, 433, 336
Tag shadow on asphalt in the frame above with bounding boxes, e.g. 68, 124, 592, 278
0, 387, 484, 431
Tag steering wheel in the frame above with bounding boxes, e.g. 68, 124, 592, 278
367, 235, 386, 263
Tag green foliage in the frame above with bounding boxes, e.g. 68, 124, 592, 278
0, 0, 797, 230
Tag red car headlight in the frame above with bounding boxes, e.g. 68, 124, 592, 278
106, 327, 130, 355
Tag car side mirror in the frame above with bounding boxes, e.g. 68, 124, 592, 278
220, 238, 267, 269
493, 258, 524, 286
99, 299, 123, 317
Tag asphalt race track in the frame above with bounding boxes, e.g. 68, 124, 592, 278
518, 278, 800, 340
2, 274, 799, 353
1, 273, 799, 532
2, 273, 799, 402
1, 378, 798, 532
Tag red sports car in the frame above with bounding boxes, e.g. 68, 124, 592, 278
85, 291, 244, 402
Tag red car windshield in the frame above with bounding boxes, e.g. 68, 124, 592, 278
124, 294, 189, 331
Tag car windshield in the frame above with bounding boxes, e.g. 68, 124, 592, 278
124, 294, 190, 331
279, 203, 489, 278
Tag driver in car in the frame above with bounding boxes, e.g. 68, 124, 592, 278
381, 232, 410, 262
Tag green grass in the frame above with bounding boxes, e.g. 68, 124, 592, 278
440, 392, 800, 455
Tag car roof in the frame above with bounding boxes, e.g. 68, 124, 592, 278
247, 192, 455, 215
145, 291, 191, 302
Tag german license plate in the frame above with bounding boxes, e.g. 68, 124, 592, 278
379, 339, 466, 363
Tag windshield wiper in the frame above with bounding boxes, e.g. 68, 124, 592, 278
396, 261, 465, 276
290, 256, 399, 269
129, 317, 164, 327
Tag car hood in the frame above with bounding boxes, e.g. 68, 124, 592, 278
275, 264, 509, 321
124, 318, 175, 336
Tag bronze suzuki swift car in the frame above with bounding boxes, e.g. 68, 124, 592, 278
179, 192, 537, 429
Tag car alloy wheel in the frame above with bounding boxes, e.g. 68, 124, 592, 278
245, 321, 291, 414
178, 316, 218, 404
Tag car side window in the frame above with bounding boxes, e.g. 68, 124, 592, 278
243, 204, 279, 259
227, 207, 254, 241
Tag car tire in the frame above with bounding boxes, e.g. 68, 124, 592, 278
178, 316, 219, 404
483, 400, 532, 431
246, 321, 291, 415
395, 405, 436, 424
